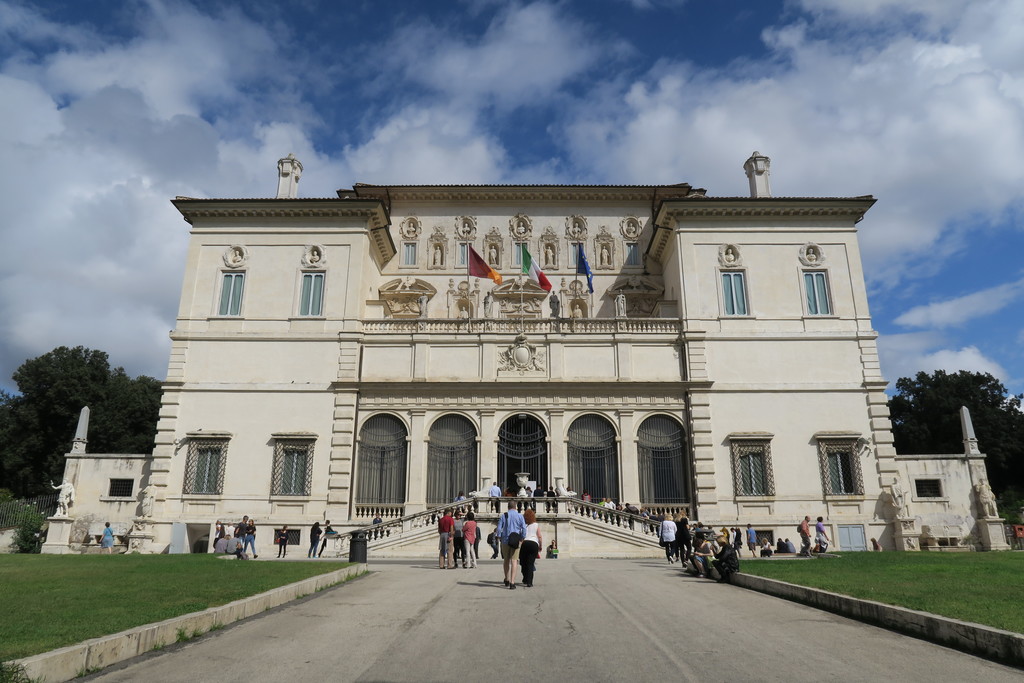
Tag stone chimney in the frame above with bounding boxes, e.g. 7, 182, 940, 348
743, 151, 771, 198
276, 153, 303, 199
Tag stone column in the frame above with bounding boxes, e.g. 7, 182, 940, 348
478, 409, 496, 489
406, 410, 427, 514
548, 409, 566, 489
617, 410, 640, 505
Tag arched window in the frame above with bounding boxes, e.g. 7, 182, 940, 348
567, 414, 619, 501
427, 414, 478, 505
497, 415, 548, 494
637, 415, 689, 504
356, 414, 407, 504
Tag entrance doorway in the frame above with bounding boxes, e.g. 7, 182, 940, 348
497, 415, 548, 494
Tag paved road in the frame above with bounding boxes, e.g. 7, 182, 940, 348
90, 557, 1021, 682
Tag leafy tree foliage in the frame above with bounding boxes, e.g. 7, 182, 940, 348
889, 370, 1024, 495
0, 347, 161, 497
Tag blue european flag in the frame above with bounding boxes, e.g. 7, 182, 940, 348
576, 244, 594, 293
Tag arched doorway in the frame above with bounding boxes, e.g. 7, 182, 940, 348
637, 415, 689, 506
355, 414, 408, 506
567, 414, 619, 501
427, 414, 478, 505
497, 415, 548, 494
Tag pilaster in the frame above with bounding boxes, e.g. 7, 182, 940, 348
478, 409, 496, 488
328, 390, 357, 519
548, 409, 566, 487
617, 410, 639, 505
406, 409, 427, 513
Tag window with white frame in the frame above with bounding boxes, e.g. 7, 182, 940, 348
722, 271, 748, 316
299, 272, 324, 316
457, 242, 469, 267
817, 438, 863, 495
729, 437, 775, 496
402, 242, 418, 266
218, 272, 245, 316
625, 242, 640, 266
804, 271, 832, 315
184, 438, 228, 495
271, 437, 315, 496
513, 242, 525, 267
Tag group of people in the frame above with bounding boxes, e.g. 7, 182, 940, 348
437, 509, 481, 569
212, 516, 259, 559
436, 501, 544, 590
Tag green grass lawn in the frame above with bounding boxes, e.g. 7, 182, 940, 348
0, 554, 354, 662
742, 552, 1024, 633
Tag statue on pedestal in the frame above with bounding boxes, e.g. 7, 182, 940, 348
614, 293, 626, 318
140, 485, 155, 518
975, 479, 998, 518
886, 477, 907, 518
549, 293, 560, 318
50, 479, 75, 517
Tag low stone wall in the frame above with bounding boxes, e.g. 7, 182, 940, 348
14, 563, 366, 682
731, 573, 1024, 666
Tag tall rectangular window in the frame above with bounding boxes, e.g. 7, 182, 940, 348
625, 243, 640, 266
730, 438, 775, 496
817, 438, 863, 495
299, 272, 324, 316
722, 271, 748, 316
402, 242, 417, 266
184, 439, 228, 495
513, 242, 525, 266
272, 438, 314, 496
804, 271, 832, 315
457, 243, 469, 267
218, 273, 244, 316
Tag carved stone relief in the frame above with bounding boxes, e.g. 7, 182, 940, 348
566, 215, 588, 242
509, 214, 533, 240
498, 333, 547, 375
302, 244, 326, 269
223, 245, 248, 269
539, 226, 559, 269
799, 242, 825, 266
379, 277, 437, 319
428, 226, 447, 270
718, 244, 742, 268
446, 278, 480, 318
594, 226, 615, 270
455, 216, 477, 240
484, 227, 503, 268
607, 275, 665, 317
619, 216, 641, 240
493, 277, 548, 318
562, 278, 591, 318
398, 217, 422, 240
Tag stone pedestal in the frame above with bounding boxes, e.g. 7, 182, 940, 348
126, 518, 154, 553
891, 516, 919, 551
978, 517, 1010, 551
41, 516, 75, 554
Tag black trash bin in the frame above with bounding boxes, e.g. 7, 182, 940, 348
348, 530, 367, 563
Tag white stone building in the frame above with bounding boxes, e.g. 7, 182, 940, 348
47, 153, 1008, 556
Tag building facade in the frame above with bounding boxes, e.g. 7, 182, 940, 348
47, 153, 1007, 555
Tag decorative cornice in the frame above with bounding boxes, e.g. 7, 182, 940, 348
656, 197, 876, 224
347, 184, 699, 203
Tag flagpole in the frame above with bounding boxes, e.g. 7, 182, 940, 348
466, 243, 471, 319
519, 244, 525, 333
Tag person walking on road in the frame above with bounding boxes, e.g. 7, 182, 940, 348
438, 509, 455, 569
659, 514, 677, 564
463, 511, 479, 568
497, 501, 526, 589
519, 508, 542, 587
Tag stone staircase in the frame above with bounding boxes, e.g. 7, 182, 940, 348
356, 497, 665, 559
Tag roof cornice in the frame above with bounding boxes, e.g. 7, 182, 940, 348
344, 183, 702, 203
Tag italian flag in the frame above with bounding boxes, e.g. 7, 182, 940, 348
521, 244, 552, 291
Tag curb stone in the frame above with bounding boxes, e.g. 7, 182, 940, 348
731, 572, 1024, 667
13, 563, 367, 682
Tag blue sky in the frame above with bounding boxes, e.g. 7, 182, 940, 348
1, 0, 1023, 396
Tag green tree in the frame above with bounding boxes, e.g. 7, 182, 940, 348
11, 506, 44, 553
0, 346, 162, 497
889, 370, 1024, 495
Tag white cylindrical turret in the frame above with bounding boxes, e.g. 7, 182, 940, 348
743, 151, 771, 198
276, 154, 303, 199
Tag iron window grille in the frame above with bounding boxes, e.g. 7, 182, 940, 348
915, 479, 943, 498
638, 415, 689, 504
567, 414, 619, 502
356, 414, 408, 505
271, 438, 315, 496
184, 438, 229, 495
275, 528, 301, 546
108, 479, 134, 497
497, 415, 548, 494
817, 438, 864, 495
729, 438, 775, 496
427, 415, 478, 505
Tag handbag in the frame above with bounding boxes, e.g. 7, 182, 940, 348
507, 532, 522, 549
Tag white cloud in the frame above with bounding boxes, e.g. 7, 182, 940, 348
878, 332, 1007, 385
894, 278, 1024, 328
